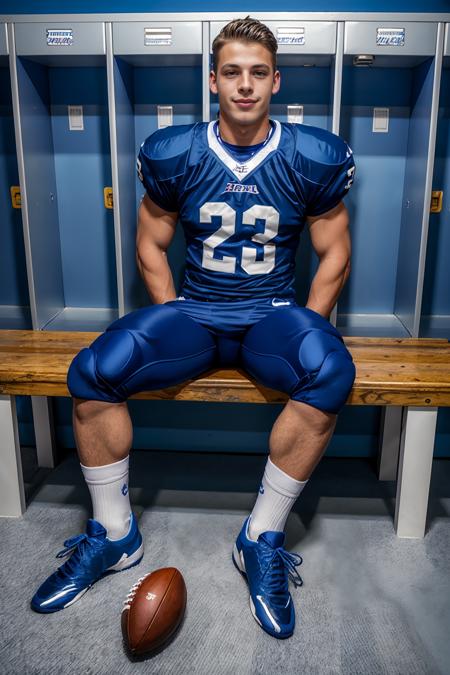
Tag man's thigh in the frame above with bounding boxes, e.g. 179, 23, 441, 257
67, 304, 217, 402
241, 306, 356, 415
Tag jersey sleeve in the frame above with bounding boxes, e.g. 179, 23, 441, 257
306, 143, 355, 217
137, 126, 192, 212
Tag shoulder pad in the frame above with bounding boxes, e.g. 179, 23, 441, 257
140, 123, 197, 181
291, 124, 352, 183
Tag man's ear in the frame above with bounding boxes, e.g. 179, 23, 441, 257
210, 69, 218, 95
272, 69, 281, 95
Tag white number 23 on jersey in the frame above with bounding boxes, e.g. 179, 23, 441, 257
200, 203, 279, 275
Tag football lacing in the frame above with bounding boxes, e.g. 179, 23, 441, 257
121, 573, 150, 612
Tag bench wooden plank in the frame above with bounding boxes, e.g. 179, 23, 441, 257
0, 330, 450, 406
1, 329, 449, 537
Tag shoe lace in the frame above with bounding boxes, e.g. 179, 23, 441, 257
264, 547, 303, 601
55, 534, 97, 578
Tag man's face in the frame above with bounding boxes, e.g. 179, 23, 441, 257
210, 40, 280, 128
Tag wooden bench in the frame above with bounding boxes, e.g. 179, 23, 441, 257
1, 329, 450, 538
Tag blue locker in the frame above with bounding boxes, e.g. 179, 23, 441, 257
111, 21, 203, 315
421, 24, 450, 339
0, 23, 30, 329
339, 21, 441, 337
11, 22, 118, 331
209, 20, 343, 308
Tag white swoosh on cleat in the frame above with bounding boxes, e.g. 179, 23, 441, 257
107, 552, 128, 571
256, 595, 281, 633
40, 586, 77, 606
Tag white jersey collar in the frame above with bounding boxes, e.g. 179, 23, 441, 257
207, 119, 281, 182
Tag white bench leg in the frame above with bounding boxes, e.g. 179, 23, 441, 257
394, 406, 438, 538
377, 406, 403, 480
0, 395, 26, 517
32, 396, 57, 469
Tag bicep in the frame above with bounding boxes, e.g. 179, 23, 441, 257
306, 202, 351, 262
136, 193, 178, 254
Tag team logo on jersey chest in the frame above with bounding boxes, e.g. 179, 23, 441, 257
224, 182, 259, 194
233, 164, 248, 175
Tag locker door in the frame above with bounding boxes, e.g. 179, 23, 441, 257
12, 21, 117, 331
111, 21, 203, 314
339, 21, 441, 337
421, 24, 450, 339
0, 23, 31, 329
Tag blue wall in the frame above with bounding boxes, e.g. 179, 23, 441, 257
0, 0, 449, 13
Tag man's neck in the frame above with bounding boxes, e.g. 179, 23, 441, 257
217, 116, 271, 146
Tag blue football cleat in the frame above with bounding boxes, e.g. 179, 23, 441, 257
232, 516, 303, 639
31, 513, 143, 613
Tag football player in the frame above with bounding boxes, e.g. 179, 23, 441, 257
32, 17, 355, 640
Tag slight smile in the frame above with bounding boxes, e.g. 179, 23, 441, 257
233, 98, 259, 109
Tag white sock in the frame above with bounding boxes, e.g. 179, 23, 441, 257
81, 456, 131, 541
248, 457, 308, 542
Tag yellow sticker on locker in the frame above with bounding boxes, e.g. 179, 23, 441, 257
104, 187, 114, 210
11, 186, 21, 209
430, 191, 443, 213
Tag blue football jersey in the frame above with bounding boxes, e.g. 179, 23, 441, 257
137, 121, 355, 301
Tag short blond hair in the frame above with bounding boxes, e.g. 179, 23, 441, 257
212, 17, 278, 72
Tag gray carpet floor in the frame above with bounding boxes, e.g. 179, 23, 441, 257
1, 450, 449, 675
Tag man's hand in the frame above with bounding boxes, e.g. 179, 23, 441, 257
305, 202, 351, 320
136, 194, 179, 304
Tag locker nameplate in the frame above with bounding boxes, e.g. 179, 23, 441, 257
68, 105, 84, 131
373, 108, 389, 133
276, 27, 305, 45
144, 27, 172, 46
158, 105, 173, 129
10, 186, 21, 209
376, 28, 405, 47
287, 105, 303, 123
46, 29, 73, 47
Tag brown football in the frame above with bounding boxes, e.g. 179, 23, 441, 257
121, 567, 187, 657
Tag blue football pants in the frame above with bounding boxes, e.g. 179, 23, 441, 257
67, 298, 356, 415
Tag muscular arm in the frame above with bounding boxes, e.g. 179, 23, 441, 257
305, 202, 351, 320
136, 193, 178, 304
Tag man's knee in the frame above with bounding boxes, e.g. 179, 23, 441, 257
292, 329, 356, 414
67, 304, 217, 402
67, 329, 137, 403
73, 397, 126, 424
